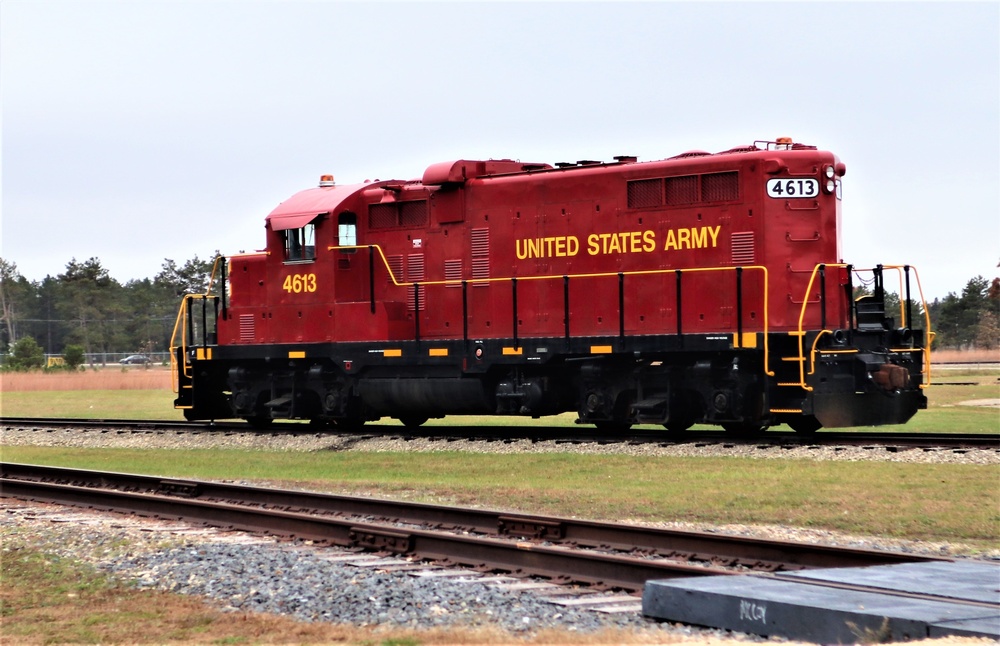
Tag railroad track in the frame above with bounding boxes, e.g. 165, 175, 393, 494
1, 462, 945, 593
2, 416, 998, 450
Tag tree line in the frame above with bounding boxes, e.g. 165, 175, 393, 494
0, 255, 217, 369
0, 255, 997, 370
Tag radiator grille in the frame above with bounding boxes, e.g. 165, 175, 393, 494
665, 175, 699, 205
369, 203, 397, 228
731, 231, 755, 265
628, 171, 740, 209
701, 171, 739, 202
368, 200, 428, 228
627, 178, 662, 209
399, 201, 428, 227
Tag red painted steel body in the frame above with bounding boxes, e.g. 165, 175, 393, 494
173, 139, 929, 433
226, 145, 844, 345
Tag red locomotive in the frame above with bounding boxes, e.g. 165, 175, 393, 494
172, 138, 931, 433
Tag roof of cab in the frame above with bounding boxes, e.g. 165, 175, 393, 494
265, 183, 371, 231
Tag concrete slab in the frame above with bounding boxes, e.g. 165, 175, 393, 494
780, 560, 1000, 604
643, 561, 1000, 643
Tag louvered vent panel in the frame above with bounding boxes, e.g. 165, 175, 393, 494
471, 228, 490, 286
444, 259, 462, 288
701, 171, 739, 202
386, 254, 404, 284
239, 314, 256, 342
471, 228, 490, 255
406, 253, 425, 311
399, 201, 428, 227
406, 254, 425, 280
731, 232, 755, 265
626, 179, 663, 209
369, 203, 397, 228
664, 175, 699, 205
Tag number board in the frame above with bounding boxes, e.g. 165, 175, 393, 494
766, 178, 819, 199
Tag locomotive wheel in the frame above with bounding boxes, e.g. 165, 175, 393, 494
787, 416, 822, 434
398, 415, 429, 429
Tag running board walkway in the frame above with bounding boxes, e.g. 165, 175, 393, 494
643, 561, 1000, 643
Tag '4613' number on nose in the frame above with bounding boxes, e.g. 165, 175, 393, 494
766, 178, 818, 198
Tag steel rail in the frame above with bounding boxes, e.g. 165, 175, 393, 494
2, 472, 726, 591
2, 463, 943, 580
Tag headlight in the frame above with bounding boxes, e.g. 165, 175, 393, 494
826, 179, 836, 193
824, 165, 836, 179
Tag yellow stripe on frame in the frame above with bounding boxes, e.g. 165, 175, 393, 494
288, 351, 306, 359
428, 348, 448, 357
383, 349, 402, 357
196, 348, 213, 360
502, 347, 523, 356
590, 345, 614, 354
734, 332, 757, 348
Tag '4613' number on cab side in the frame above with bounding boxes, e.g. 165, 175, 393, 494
283, 273, 317, 293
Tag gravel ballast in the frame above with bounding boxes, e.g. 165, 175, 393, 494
1, 502, 765, 642
3, 425, 999, 464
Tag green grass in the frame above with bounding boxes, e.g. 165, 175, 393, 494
4, 445, 998, 547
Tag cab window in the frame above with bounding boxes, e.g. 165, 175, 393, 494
284, 223, 316, 262
338, 212, 357, 251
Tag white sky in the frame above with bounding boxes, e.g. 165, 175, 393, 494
2, 0, 998, 302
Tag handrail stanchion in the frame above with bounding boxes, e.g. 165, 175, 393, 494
563, 275, 570, 347
511, 277, 518, 349
675, 270, 683, 347
369, 245, 376, 314
736, 267, 743, 347
618, 272, 625, 343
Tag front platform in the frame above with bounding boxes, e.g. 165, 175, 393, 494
642, 561, 1000, 643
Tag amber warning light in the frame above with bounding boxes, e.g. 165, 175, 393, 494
319, 174, 336, 187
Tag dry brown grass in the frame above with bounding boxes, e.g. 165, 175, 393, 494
931, 348, 1000, 363
0, 367, 173, 392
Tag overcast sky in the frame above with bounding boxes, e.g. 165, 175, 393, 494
3, 0, 997, 301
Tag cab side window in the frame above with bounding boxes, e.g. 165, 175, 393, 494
338, 212, 357, 251
284, 223, 316, 262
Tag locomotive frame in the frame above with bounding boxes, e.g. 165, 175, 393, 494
171, 138, 931, 434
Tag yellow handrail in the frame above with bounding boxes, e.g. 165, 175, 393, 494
168, 295, 190, 394
790, 264, 933, 392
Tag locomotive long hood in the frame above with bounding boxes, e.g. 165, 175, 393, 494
266, 182, 372, 231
